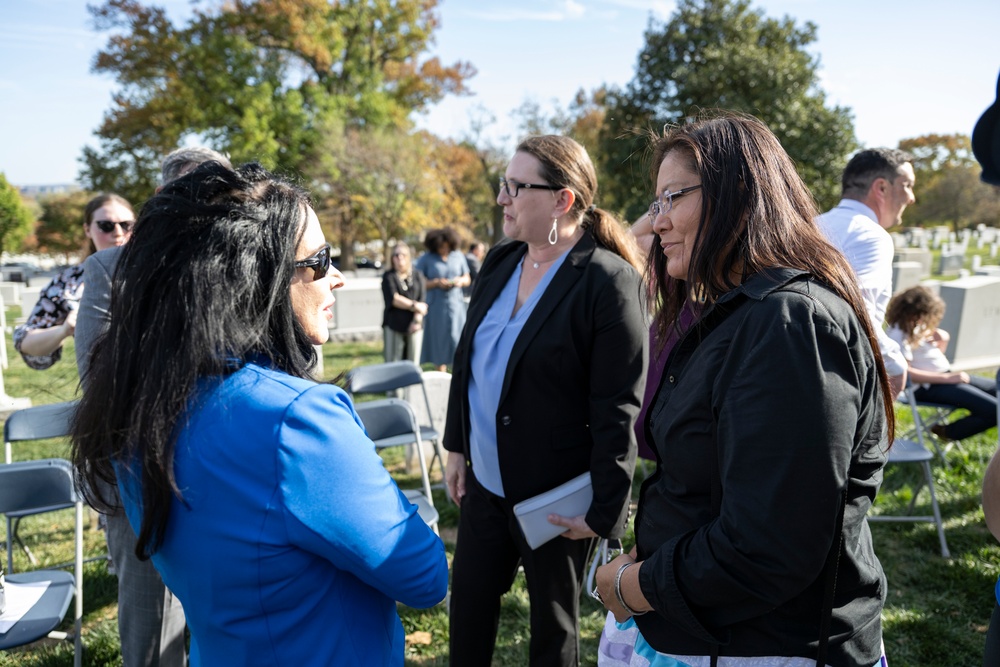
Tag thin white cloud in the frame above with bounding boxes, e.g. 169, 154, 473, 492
599, 0, 674, 20
466, 0, 588, 22
0, 23, 101, 49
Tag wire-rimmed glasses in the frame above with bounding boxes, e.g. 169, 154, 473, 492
648, 184, 702, 220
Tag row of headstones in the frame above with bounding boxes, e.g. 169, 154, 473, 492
0, 294, 33, 415
0, 282, 43, 313
4, 259, 995, 407
893, 226, 1000, 264
893, 247, 999, 279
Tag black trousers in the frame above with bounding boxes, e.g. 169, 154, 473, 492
449, 471, 596, 667
985, 603, 1000, 666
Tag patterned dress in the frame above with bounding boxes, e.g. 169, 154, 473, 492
13, 264, 84, 370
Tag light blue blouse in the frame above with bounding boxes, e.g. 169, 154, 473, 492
468, 249, 571, 496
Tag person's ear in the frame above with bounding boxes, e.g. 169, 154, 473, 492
553, 188, 576, 217
154, 184, 163, 194
867, 177, 889, 206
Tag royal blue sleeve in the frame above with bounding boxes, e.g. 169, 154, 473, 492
277, 384, 448, 609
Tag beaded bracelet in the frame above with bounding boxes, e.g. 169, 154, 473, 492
613, 562, 647, 617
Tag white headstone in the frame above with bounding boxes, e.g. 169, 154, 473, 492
893, 248, 933, 277
329, 277, 384, 337
18, 286, 42, 318
892, 261, 924, 295
938, 252, 965, 276
976, 266, 1000, 278
404, 370, 451, 475
0, 282, 20, 307
939, 276, 1000, 370
972, 255, 983, 271
0, 293, 33, 417
27, 275, 55, 288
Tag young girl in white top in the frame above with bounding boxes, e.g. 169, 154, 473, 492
886, 285, 997, 441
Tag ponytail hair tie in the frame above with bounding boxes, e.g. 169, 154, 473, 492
586, 204, 596, 214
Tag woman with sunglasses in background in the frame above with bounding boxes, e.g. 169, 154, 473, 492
14, 193, 133, 369
71, 162, 448, 666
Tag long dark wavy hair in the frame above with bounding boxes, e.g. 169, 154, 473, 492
71, 162, 318, 558
649, 112, 895, 435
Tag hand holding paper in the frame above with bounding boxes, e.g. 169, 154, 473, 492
512, 472, 593, 549
547, 513, 597, 540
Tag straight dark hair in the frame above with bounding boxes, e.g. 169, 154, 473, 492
71, 162, 317, 558
649, 112, 895, 436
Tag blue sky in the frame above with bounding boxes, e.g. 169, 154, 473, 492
2, 0, 999, 186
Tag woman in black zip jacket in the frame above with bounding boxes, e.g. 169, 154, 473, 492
593, 113, 895, 667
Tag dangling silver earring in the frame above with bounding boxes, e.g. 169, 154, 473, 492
548, 218, 558, 245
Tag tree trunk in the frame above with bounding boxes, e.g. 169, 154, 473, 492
339, 213, 356, 270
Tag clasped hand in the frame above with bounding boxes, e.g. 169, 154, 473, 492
594, 549, 647, 622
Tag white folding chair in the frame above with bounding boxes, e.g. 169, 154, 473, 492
0, 459, 83, 667
869, 385, 950, 558
346, 361, 447, 478
354, 398, 439, 534
3, 401, 79, 571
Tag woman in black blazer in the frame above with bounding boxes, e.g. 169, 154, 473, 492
443, 135, 648, 666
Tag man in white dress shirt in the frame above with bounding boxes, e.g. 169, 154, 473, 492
816, 148, 916, 396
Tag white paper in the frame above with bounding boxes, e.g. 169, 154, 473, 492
0, 581, 51, 633
513, 472, 593, 550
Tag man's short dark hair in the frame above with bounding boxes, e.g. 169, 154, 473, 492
841, 148, 914, 199
160, 147, 233, 184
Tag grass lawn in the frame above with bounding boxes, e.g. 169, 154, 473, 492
0, 306, 998, 666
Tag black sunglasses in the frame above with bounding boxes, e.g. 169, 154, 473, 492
294, 243, 333, 281
93, 219, 134, 233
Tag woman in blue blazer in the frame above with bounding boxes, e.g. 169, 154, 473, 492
71, 162, 448, 667
443, 135, 649, 666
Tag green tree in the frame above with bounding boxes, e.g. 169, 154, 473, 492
467, 114, 510, 246
0, 174, 35, 259
900, 133, 977, 176
35, 191, 94, 262
81, 0, 474, 200
510, 89, 620, 219
423, 134, 500, 244
598, 0, 857, 220
899, 134, 1000, 233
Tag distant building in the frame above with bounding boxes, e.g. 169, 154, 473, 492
17, 183, 80, 197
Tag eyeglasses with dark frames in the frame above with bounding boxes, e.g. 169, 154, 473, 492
294, 242, 333, 281
647, 184, 702, 220
499, 176, 561, 198
93, 220, 134, 234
